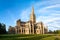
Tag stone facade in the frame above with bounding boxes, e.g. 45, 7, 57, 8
8, 7, 48, 34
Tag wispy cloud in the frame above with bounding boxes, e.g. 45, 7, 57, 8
20, 7, 32, 21
20, 0, 60, 31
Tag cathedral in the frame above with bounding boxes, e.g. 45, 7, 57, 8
8, 7, 48, 34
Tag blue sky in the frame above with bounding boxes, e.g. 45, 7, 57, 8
0, 0, 60, 31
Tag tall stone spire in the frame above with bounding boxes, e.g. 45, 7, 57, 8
32, 6, 34, 14
30, 6, 36, 24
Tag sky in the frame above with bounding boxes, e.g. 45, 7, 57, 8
0, 0, 60, 31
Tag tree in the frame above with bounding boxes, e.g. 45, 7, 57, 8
48, 30, 52, 33
0, 23, 6, 34
54, 30, 60, 34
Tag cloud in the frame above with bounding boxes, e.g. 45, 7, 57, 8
19, 0, 60, 31
20, 8, 30, 21
37, 4, 60, 14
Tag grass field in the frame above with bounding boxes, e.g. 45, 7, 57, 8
0, 34, 60, 40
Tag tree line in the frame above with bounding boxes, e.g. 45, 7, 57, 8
48, 30, 60, 34
0, 23, 7, 34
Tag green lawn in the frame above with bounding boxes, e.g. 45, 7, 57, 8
0, 34, 60, 40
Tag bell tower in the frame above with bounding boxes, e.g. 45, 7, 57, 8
30, 6, 36, 24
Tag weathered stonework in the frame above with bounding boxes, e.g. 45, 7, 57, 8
8, 7, 48, 34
